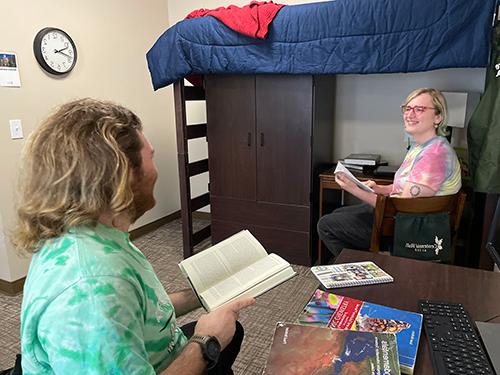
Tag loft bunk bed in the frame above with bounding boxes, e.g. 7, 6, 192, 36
147, 0, 497, 264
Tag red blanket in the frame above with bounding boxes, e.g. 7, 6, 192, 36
186, 1, 285, 39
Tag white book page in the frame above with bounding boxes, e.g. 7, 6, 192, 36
179, 230, 268, 294
334, 162, 374, 193
199, 253, 292, 311
221, 267, 296, 307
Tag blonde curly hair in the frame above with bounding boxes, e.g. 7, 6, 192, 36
12, 98, 143, 253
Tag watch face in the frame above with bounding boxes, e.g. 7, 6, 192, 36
34, 28, 77, 75
206, 338, 221, 360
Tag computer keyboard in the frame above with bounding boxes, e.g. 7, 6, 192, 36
419, 300, 495, 375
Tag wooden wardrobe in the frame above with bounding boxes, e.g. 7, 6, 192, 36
204, 74, 335, 265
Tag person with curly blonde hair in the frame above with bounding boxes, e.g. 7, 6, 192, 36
14, 98, 254, 374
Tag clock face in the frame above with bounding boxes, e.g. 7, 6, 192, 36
34, 27, 77, 75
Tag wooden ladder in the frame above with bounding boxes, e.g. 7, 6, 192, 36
173, 79, 211, 258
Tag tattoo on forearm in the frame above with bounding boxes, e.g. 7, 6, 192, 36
410, 185, 421, 197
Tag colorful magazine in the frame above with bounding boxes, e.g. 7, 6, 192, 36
311, 261, 393, 289
263, 322, 400, 375
297, 289, 423, 374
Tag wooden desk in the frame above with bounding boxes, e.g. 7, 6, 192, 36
333, 249, 500, 374
318, 168, 393, 263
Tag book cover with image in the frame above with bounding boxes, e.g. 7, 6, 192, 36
296, 290, 422, 374
263, 322, 400, 375
311, 261, 393, 289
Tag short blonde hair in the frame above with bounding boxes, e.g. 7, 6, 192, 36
12, 98, 143, 253
403, 88, 449, 136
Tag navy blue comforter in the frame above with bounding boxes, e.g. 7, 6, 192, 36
147, 0, 496, 90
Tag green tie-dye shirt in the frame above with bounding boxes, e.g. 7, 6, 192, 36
20, 223, 188, 374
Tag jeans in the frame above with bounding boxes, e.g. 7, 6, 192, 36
317, 203, 374, 259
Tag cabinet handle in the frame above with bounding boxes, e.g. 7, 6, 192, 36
260, 132, 264, 147
247, 132, 252, 147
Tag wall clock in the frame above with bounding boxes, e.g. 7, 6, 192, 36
33, 27, 77, 75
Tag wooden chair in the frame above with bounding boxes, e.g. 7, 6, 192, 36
370, 191, 467, 263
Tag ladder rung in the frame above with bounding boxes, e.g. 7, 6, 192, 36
189, 159, 209, 177
186, 124, 207, 139
184, 86, 205, 101
191, 193, 210, 211
193, 225, 211, 246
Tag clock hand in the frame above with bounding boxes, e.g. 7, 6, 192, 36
58, 51, 72, 58
54, 47, 69, 53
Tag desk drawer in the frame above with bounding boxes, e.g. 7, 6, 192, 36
210, 196, 310, 232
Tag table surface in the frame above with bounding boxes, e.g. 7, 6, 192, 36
332, 249, 500, 374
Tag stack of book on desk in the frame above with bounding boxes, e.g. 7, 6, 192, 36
339, 153, 387, 174
262, 287, 423, 374
296, 289, 423, 374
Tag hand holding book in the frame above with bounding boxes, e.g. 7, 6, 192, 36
363, 179, 394, 195
334, 162, 374, 193
195, 297, 255, 348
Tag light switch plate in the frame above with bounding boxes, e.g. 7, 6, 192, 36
9, 119, 23, 139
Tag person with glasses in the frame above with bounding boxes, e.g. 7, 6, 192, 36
317, 88, 462, 260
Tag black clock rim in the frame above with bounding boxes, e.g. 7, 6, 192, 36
33, 27, 78, 76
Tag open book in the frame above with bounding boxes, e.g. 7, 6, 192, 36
178, 230, 296, 312
334, 161, 374, 193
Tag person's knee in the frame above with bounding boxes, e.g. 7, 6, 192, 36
317, 215, 329, 236
317, 213, 340, 238
317, 216, 327, 238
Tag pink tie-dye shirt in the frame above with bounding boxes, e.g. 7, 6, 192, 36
391, 136, 461, 196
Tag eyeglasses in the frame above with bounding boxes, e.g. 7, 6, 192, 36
401, 105, 436, 115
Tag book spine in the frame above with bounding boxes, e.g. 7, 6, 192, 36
184, 274, 208, 311
344, 159, 377, 166
332, 277, 393, 288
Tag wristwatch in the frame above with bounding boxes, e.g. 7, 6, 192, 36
189, 334, 221, 370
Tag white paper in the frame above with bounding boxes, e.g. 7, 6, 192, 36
334, 162, 374, 193
0, 52, 21, 87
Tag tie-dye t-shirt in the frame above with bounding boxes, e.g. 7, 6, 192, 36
391, 136, 461, 196
20, 223, 187, 374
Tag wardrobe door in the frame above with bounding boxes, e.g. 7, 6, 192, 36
255, 75, 312, 205
205, 75, 256, 200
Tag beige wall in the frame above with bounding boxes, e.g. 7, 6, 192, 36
0, 0, 178, 281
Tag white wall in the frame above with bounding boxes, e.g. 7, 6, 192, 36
0, 0, 178, 282
0, 214, 12, 281
333, 69, 485, 164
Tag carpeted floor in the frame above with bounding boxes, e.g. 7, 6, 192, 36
0, 219, 319, 373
